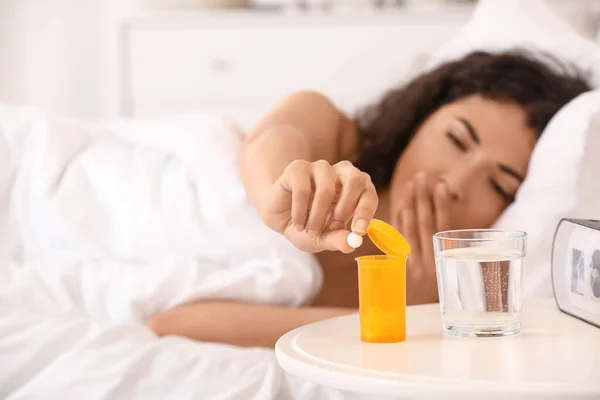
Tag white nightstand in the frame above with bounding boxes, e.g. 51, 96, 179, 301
119, 7, 472, 131
276, 299, 600, 400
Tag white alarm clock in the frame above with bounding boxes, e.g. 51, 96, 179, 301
552, 218, 600, 328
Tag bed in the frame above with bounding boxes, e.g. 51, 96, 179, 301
0, 107, 367, 400
1, 1, 600, 399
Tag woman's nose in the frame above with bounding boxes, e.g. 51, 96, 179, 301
440, 163, 481, 202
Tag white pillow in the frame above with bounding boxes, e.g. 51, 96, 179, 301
492, 90, 600, 299
544, 0, 600, 40
426, 0, 600, 87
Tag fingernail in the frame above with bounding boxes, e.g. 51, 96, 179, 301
329, 221, 344, 230
307, 229, 318, 238
353, 219, 368, 234
295, 224, 304, 232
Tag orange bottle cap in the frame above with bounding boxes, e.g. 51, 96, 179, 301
366, 219, 411, 259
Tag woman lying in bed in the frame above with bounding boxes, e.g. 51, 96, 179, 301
147, 51, 590, 347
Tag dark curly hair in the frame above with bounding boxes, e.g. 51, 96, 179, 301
354, 50, 592, 189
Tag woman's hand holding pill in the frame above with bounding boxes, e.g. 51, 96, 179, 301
260, 159, 378, 254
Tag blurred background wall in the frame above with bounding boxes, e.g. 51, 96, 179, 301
0, 0, 598, 122
0, 0, 139, 119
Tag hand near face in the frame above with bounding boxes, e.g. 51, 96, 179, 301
391, 173, 452, 301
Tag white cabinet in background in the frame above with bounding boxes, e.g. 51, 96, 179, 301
121, 8, 472, 131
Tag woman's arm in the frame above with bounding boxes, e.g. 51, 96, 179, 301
240, 90, 358, 213
147, 302, 354, 348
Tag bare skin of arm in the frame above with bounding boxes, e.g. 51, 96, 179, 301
147, 92, 361, 346
146, 91, 439, 347
147, 302, 354, 348
240, 90, 358, 212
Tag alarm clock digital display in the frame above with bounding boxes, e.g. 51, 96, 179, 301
552, 218, 600, 328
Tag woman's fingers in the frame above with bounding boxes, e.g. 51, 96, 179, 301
399, 182, 419, 257
283, 224, 353, 254
305, 160, 337, 234
351, 183, 378, 235
329, 165, 364, 230
282, 160, 312, 231
330, 162, 378, 234
317, 229, 355, 254
275, 159, 381, 253
415, 173, 435, 258
433, 181, 451, 232
391, 179, 413, 229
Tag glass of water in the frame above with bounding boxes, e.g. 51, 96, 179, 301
433, 229, 527, 337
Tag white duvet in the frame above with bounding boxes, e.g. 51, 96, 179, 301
0, 105, 379, 400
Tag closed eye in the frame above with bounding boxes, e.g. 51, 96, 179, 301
446, 132, 467, 152
489, 178, 514, 202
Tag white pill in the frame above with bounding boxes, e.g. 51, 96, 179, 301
347, 232, 363, 249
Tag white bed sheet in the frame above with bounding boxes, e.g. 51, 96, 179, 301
0, 302, 370, 400
0, 105, 384, 399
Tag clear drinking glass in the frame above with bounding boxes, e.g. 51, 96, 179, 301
433, 229, 527, 337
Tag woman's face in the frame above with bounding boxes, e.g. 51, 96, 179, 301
389, 95, 537, 230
